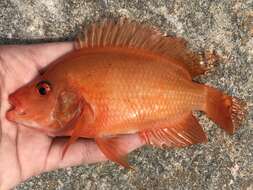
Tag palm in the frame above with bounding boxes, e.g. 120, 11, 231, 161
0, 43, 143, 189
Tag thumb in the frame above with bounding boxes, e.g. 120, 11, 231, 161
44, 133, 144, 172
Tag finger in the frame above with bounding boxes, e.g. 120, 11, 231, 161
0, 42, 74, 93
45, 133, 144, 171
0, 42, 74, 68
23, 42, 75, 67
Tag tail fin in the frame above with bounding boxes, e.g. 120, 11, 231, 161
204, 86, 247, 134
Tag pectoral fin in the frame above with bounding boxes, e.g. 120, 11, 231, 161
95, 136, 132, 168
140, 113, 207, 148
62, 123, 83, 158
61, 100, 95, 159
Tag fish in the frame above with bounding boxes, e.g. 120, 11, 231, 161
6, 19, 247, 168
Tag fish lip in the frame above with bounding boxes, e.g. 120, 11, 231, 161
6, 106, 26, 123
7, 105, 26, 115
8, 95, 26, 115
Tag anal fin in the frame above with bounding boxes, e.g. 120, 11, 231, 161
140, 113, 207, 148
95, 136, 132, 168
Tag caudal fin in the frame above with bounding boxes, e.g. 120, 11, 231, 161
204, 86, 247, 134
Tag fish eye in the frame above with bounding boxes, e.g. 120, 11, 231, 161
36, 80, 51, 96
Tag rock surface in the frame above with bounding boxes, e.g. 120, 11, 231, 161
0, 0, 252, 189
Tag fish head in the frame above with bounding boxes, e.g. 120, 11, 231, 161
6, 77, 84, 134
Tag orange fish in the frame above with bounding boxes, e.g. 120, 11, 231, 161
6, 19, 247, 168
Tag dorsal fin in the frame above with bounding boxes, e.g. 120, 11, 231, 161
75, 18, 219, 78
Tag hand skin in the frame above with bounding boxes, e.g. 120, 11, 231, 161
0, 42, 144, 190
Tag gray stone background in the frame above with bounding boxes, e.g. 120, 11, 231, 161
0, 0, 252, 189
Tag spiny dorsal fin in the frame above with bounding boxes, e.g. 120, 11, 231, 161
75, 18, 219, 78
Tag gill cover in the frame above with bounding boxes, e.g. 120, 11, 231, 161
53, 91, 84, 129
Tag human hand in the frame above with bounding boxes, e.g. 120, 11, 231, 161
0, 42, 143, 190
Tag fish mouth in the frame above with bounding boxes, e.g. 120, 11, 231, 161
7, 95, 26, 115
7, 105, 26, 115
6, 105, 27, 122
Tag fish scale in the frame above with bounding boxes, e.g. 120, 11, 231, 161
64, 50, 205, 134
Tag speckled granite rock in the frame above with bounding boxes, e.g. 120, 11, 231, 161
0, 0, 252, 189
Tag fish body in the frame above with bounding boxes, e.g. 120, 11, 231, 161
45, 48, 203, 136
6, 19, 247, 167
